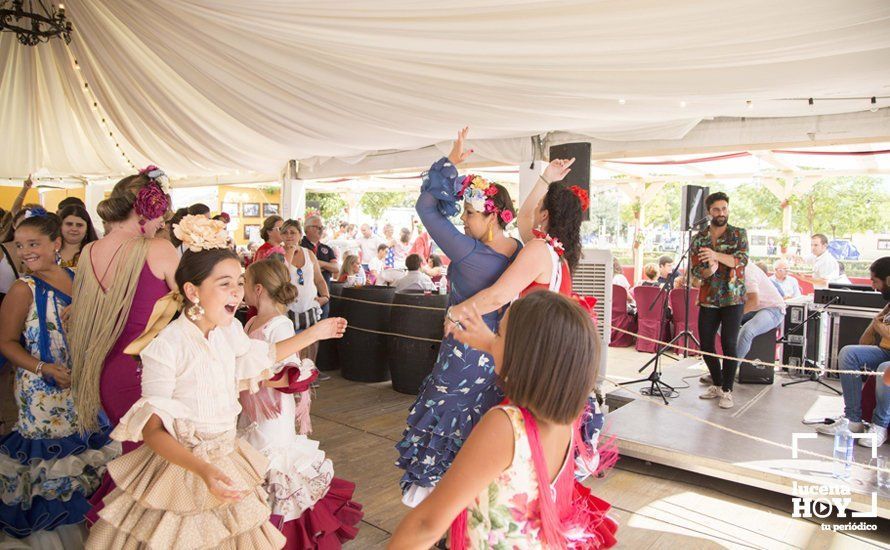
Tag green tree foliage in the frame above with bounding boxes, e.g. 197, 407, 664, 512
305, 192, 347, 221
359, 191, 415, 220
791, 176, 890, 237
727, 181, 783, 230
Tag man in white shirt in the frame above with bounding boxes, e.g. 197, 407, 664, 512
798, 233, 840, 289
770, 259, 801, 299
357, 223, 384, 266
368, 244, 388, 284
394, 254, 437, 293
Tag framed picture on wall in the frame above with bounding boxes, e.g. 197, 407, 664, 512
244, 224, 261, 241
242, 202, 260, 217
263, 203, 280, 217
221, 202, 239, 217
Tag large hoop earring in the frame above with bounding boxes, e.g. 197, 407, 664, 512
186, 299, 205, 321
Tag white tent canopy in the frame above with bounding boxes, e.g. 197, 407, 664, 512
2, 0, 890, 180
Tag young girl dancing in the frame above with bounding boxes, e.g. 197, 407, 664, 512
86, 216, 347, 549
389, 291, 618, 549
0, 212, 119, 547
240, 259, 362, 548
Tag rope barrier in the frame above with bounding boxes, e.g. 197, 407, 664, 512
346, 324, 443, 344
609, 326, 883, 377
601, 376, 890, 475
331, 294, 447, 311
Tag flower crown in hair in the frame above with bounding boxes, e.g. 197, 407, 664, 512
173, 215, 229, 252
23, 206, 49, 220
568, 185, 589, 211
134, 165, 171, 224
458, 175, 514, 224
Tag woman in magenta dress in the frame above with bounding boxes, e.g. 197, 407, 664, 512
68, 167, 179, 523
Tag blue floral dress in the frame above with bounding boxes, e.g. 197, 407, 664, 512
395, 158, 521, 502
0, 271, 120, 540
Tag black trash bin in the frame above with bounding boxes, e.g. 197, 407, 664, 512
314, 282, 344, 371
386, 291, 448, 394
337, 285, 396, 382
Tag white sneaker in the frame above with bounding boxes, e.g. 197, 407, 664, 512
718, 391, 734, 409
815, 419, 865, 436
700, 374, 713, 385
700, 385, 723, 400
857, 424, 888, 448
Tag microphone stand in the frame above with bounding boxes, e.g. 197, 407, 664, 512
619, 215, 707, 404
780, 296, 841, 394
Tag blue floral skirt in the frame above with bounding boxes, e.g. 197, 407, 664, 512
395, 336, 504, 493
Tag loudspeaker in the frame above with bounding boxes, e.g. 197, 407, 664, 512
680, 185, 709, 231
738, 328, 778, 384
549, 142, 591, 221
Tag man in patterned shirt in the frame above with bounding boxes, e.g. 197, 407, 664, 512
690, 192, 749, 410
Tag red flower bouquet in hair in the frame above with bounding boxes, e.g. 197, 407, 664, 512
568, 185, 590, 211
134, 182, 169, 221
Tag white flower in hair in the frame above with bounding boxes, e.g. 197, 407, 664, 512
173, 215, 228, 252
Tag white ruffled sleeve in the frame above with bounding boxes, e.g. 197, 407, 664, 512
110, 335, 192, 443
227, 320, 277, 394
265, 316, 299, 373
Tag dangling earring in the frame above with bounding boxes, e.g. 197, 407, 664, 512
187, 298, 205, 321
138, 218, 147, 235
55, 249, 62, 265
487, 225, 494, 242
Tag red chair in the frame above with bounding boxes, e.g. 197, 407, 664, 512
610, 285, 637, 347
669, 288, 701, 355
633, 286, 670, 353
791, 273, 814, 295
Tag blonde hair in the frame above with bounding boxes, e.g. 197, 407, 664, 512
247, 259, 298, 307
643, 263, 658, 281
340, 254, 360, 278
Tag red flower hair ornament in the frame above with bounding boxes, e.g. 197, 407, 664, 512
568, 185, 589, 211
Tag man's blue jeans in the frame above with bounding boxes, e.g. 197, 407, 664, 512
737, 307, 784, 360
838, 345, 890, 428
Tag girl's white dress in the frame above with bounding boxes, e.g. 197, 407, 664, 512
86, 315, 286, 549
239, 315, 361, 549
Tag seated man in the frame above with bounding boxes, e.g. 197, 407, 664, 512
770, 259, 801, 299
700, 262, 785, 385
816, 257, 890, 448
657, 255, 676, 287
394, 254, 437, 293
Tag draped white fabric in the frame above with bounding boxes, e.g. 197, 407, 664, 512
2, 0, 890, 178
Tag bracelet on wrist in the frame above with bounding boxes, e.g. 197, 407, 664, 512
35, 361, 45, 376
538, 175, 552, 186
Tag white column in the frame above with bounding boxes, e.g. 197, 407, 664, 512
280, 160, 306, 220
84, 181, 111, 230
519, 160, 546, 205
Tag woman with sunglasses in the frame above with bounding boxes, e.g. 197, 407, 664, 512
281, 219, 330, 361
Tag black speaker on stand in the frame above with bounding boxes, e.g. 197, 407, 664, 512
548, 142, 591, 221
680, 185, 709, 231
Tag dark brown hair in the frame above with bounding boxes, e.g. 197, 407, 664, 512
405, 254, 422, 271
468, 183, 516, 230
247, 259, 298, 306
500, 291, 599, 424
175, 248, 240, 305
187, 203, 210, 216
1, 203, 41, 243
58, 204, 99, 250
16, 212, 62, 241
542, 184, 582, 271
812, 233, 829, 246
260, 215, 283, 241
97, 173, 169, 223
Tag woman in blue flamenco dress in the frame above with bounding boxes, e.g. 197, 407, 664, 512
395, 128, 525, 506
0, 212, 119, 548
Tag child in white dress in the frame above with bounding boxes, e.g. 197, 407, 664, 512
86, 216, 347, 549
240, 259, 362, 548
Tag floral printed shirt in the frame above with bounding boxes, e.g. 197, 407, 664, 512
690, 224, 748, 308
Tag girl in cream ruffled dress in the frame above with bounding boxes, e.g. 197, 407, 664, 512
86, 216, 347, 549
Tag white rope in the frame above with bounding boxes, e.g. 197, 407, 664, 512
332, 294, 446, 311
609, 326, 883, 377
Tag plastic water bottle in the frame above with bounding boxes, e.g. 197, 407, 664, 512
439, 276, 448, 295
832, 418, 853, 480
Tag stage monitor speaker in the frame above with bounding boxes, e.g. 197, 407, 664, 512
738, 328, 777, 384
680, 185, 709, 231
549, 142, 591, 221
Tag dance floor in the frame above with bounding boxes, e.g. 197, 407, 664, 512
311, 346, 890, 549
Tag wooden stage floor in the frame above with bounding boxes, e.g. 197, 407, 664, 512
310, 346, 890, 549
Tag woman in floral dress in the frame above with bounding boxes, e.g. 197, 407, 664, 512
0, 212, 119, 547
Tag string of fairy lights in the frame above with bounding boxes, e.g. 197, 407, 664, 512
62, 44, 137, 173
